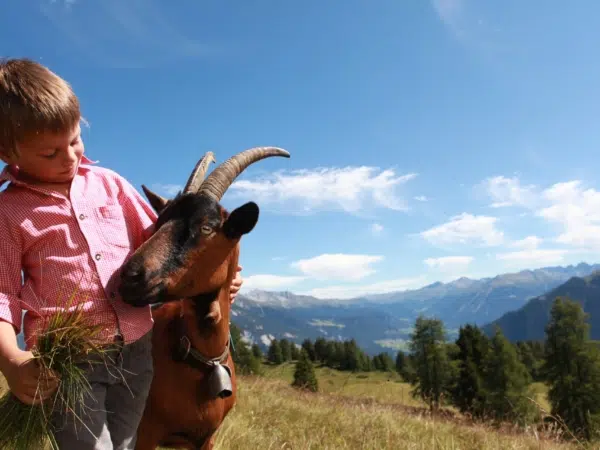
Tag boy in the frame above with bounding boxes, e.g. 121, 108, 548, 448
0, 58, 243, 449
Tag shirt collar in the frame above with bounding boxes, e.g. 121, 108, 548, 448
0, 154, 97, 190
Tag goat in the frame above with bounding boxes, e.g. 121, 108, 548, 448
118, 147, 290, 450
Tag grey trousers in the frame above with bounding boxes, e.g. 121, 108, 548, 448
51, 330, 154, 450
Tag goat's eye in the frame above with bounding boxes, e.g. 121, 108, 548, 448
201, 225, 213, 235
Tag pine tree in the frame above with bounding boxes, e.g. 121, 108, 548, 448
395, 350, 407, 373
267, 339, 284, 364
409, 316, 452, 412
290, 343, 301, 360
543, 297, 600, 441
395, 350, 415, 382
483, 326, 535, 425
314, 337, 328, 362
251, 343, 263, 360
279, 338, 292, 362
451, 324, 489, 418
301, 339, 316, 361
229, 323, 262, 375
340, 339, 361, 372
358, 351, 371, 372
292, 350, 319, 392
325, 341, 341, 368
373, 352, 394, 372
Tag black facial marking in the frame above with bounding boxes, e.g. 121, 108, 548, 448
156, 193, 223, 271
222, 201, 259, 239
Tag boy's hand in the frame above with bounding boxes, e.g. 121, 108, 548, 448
230, 265, 243, 304
4, 350, 59, 405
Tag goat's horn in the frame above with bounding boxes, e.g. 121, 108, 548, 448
183, 151, 216, 194
198, 147, 290, 201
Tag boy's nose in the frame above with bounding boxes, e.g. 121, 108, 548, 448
62, 147, 79, 165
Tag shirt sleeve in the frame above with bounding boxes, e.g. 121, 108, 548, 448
0, 234, 23, 333
116, 174, 159, 251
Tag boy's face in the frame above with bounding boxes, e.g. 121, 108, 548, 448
7, 124, 84, 184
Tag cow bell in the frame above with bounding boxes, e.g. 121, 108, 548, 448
207, 362, 233, 399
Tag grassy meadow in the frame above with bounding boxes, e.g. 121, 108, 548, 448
0, 363, 588, 450
205, 363, 584, 450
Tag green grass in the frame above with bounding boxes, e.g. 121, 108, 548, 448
205, 373, 579, 450
0, 360, 584, 449
262, 362, 424, 407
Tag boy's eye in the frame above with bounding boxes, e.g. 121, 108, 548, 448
41, 150, 58, 159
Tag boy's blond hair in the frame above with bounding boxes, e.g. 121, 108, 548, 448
0, 58, 81, 161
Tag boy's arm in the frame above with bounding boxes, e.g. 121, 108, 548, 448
0, 235, 25, 368
0, 239, 23, 335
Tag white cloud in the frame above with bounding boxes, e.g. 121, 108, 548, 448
242, 274, 306, 291
290, 253, 383, 282
537, 181, 600, 250
481, 176, 537, 208
479, 175, 600, 251
496, 249, 568, 267
424, 256, 474, 272
510, 235, 543, 250
228, 166, 417, 215
420, 213, 504, 247
414, 195, 429, 202
370, 223, 384, 236
298, 276, 429, 300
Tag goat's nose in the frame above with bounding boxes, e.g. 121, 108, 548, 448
121, 261, 146, 281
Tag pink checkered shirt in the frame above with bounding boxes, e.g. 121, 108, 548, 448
0, 156, 157, 350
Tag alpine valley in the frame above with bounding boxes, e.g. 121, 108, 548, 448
231, 262, 600, 355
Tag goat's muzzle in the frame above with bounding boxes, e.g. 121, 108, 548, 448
119, 258, 165, 307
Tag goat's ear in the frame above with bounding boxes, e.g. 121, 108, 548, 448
141, 185, 169, 212
223, 202, 259, 239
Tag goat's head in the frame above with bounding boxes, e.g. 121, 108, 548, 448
118, 147, 290, 307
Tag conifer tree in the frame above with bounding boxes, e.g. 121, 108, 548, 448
341, 339, 361, 372
452, 324, 489, 418
314, 337, 329, 362
292, 349, 319, 392
290, 343, 301, 360
483, 327, 535, 425
544, 297, 600, 441
301, 339, 316, 361
373, 352, 394, 372
267, 338, 284, 364
229, 323, 262, 375
251, 343, 263, 360
279, 338, 292, 362
409, 316, 452, 412
325, 341, 341, 368
395, 350, 416, 382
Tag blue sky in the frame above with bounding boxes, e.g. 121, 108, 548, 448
3, 0, 600, 299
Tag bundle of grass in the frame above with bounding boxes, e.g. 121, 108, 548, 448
0, 300, 119, 450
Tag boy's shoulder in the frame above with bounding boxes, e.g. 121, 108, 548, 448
79, 159, 139, 194
80, 158, 125, 182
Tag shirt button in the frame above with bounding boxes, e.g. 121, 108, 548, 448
95, 253, 102, 260
79, 213, 85, 220
110, 292, 116, 299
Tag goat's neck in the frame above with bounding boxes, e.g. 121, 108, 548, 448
179, 286, 232, 359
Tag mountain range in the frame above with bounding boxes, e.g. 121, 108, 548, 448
232, 262, 600, 354
483, 269, 600, 342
